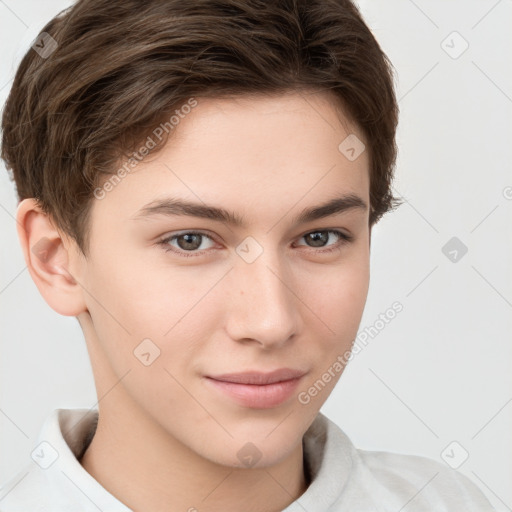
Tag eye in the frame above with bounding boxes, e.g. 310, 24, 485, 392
158, 231, 217, 258
295, 229, 353, 253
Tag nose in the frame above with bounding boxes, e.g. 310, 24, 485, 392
224, 249, 302, 350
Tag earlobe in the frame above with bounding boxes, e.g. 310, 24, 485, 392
16, 198, 87, 317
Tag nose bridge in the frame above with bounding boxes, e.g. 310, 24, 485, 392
225, 240, 300, 346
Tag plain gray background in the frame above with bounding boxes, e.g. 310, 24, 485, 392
1, 0, 511, 510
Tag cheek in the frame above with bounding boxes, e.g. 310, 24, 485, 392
302, 251, 369, 373
309, 252, 369, 331
85, 248, 191, 332
81, 254, 205, 413
296, 259, 369, 407
83, 252, 220, 375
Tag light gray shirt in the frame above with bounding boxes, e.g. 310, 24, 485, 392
0, 408, 495, 511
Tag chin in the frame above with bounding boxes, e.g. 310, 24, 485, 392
195, 421, 307, 470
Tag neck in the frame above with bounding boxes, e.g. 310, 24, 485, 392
79, 398, 309, 512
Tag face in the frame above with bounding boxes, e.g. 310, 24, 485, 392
74, 91, 371, 468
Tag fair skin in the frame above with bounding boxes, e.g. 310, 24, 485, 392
17, 91, 371, 512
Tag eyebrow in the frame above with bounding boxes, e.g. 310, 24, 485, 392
131, 193, 368, 227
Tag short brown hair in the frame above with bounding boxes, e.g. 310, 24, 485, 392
1, 0, 401, 256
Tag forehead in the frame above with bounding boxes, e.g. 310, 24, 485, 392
91, 91, 370, 227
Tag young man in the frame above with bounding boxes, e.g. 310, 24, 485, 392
0, 0, 496, 510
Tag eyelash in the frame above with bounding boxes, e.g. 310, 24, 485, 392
157, 229, 353, 258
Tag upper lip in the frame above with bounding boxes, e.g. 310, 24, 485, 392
207, 368, 306, 385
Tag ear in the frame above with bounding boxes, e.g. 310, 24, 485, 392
16, 198, 88, 317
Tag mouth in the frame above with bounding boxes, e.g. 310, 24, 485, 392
204, 368, 307, 409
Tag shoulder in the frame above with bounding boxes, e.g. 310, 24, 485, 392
311, 414, 496, 511
355, 447, 496, 511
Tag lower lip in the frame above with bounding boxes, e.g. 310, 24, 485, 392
205, 377, 303, 409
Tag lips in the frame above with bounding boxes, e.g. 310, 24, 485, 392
208, 368, 306, 385
204, 368, 307, 409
